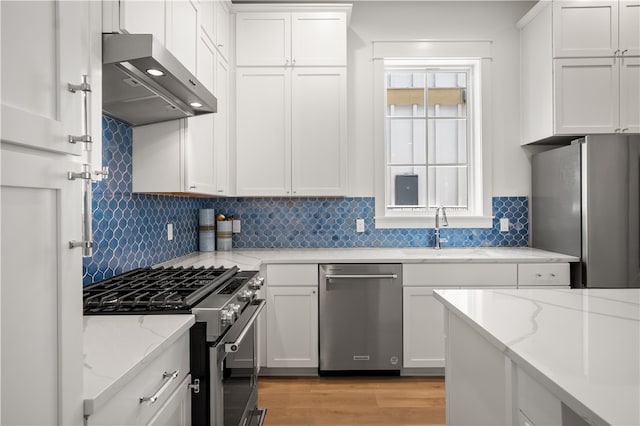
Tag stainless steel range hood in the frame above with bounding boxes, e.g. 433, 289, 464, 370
102, 34, 217, 126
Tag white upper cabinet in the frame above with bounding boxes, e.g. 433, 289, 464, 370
291, 68, 347, 195
553, 57, 620, 134
166, 0, 199, 75
235, 6, 349, 66
620, 56, 640, 132
236, 12, 291, 66
2, 0, 89, 156
553, 0, 640, 58
103, 0, 166, 41
518, 1, 640, 144
234, 4, 351, 196
291, 13, 347, 66
553, 1, 619, 57
214, 0, 230, 61
620, 1, 640, 56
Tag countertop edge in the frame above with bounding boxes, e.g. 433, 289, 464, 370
432, 290, 609, 426
83, 315, 196, 416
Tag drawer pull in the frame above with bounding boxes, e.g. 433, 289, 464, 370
140, 370, 180, 404
550, 273, 556, 277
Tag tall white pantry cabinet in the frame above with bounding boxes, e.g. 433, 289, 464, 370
1, 1, 102, 424
234, 5, 350, 196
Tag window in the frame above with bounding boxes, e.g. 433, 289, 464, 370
373, 42, 493, 229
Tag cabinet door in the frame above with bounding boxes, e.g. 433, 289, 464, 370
620, 57, 640, 133
214, 0, 230, 60
266, 286, 318, 368
291, 12, 347, 66
554, 58, 619, 134
236, 12, 291, 66
620, 1, 640, 56
1, 148, 84, 426
167, 0, 198, 75
146, 375, 192, 426
1, 0, 86, 156
186, 33, 217, 195
291, 68, 347, 196
236, 68, 291, 195
553, 1, 618, 57
403, 287, 445, 368
214, 55, 231, 195
200, 0, 214, 43
118, 0, 166, 42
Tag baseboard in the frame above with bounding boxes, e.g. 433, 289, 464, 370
401, 367, 445, 376
259, 367, 319, 376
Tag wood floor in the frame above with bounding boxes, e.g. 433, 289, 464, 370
258, 376, 446, 426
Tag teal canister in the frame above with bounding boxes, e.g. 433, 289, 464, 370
198, 209, 215, 252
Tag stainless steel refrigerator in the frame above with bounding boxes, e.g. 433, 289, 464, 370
531, 135, 640, 288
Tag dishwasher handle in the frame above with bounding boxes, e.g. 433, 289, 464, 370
325, 274, 398, 280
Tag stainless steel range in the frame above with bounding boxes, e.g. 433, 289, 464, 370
83, 265, 267, 426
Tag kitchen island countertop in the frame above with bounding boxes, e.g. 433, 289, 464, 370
434, 288, 640, 426
82, 314, 195, 416
161, 247, 579, 270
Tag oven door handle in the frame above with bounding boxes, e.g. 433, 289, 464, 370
224, 299, 265, 353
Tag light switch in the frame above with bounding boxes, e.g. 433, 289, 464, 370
167, 223, 174, 240
356, 219, 365, 233
232, 220, 241, 234
499, 218, 509, 232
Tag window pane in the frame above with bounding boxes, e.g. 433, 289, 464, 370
387, 166, 426, 208
427, 71, 467, 118
428, 166, 468, 208
428, 119, 467, 164
387, 72, 425, 117
388, 119, 426, 165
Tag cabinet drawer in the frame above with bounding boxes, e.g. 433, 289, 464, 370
517, 367, 562, 426
87, 333, 190, 425
518, 263, 570, 287
403, 263, 517, 287
267, 264, 318, 286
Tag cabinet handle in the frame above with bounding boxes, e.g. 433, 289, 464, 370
550, 273, 556, 277
285, 59, 289, 66
621, 49, 628, 55
292, 59, 296, 65
622, 128, 629, 132
218, 190, 224, 193
68, 164, 93, 257
68, 76, 92, 147
615, 128, 621, 133
218, 44, 224, 48
614, 49, 621, 56
140, 370, 180, 404
190, 185, 197, 190
535, 273, 542, 278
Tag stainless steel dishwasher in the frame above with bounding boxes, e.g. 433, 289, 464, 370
319, 264, 402, 374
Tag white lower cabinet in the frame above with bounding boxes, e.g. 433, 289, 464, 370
264, 264, 319, 368
266, 286, 318, 368
146, 375, 192, 426
403, 287, 446, 368
86, 333, 190, 425
402, 263, 518, 369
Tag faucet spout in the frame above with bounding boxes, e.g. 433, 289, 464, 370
434, 206, 449, 249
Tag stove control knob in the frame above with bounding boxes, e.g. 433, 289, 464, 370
229, 303, 242, 319
220, 309, 235, 327
248, 276, 265, 290
237, 290, 255, 302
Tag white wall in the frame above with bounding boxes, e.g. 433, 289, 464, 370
347, 1, 535, 197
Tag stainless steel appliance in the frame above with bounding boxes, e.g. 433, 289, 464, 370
103, 34, 217, 126
83, 266, 267, 426
531, 135, 640, 288
319, 264, 402, 373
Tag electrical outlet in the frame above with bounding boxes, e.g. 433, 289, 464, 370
232, 220, 241, 234
499, 218, 509, 233
167, 223, 174, 240
356, 219, 365, 233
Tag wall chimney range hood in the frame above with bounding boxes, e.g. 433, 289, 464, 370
102, 34, 217, 126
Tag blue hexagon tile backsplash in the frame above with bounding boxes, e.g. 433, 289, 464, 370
83, 116, 528, 284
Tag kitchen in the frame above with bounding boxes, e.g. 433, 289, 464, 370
1, 1, 639, 425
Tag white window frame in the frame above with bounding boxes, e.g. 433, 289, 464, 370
373, 41, 494, 229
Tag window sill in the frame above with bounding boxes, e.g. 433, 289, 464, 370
374, 215, 494, 229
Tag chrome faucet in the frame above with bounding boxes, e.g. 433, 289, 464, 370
434, 206, 449, 249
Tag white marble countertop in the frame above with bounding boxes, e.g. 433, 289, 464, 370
82, 314, 195, 415
161, 247, 579, 270
433, 288, 640, 426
